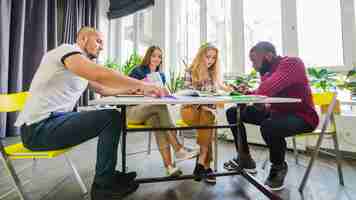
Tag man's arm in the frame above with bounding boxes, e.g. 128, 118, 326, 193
63, 54, 163, 96
253, 58, 303, 96
89, 81, 142, 97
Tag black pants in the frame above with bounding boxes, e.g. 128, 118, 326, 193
21, 109, 122, 185
226, 105, 313, 165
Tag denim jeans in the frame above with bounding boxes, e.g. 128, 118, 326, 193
21, 109, 122, 186
226, 105, 313, 165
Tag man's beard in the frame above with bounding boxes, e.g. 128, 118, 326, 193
88, 53, 97, 60
84, 46, 98, 60
259, 59, 272, 75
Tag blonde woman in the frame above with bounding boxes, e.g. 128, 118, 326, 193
127, 46, 197, 177
180, 43, 232, 184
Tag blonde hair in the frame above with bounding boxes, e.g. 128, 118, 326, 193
189, 43, 220, 88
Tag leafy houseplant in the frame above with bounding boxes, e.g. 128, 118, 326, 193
119, 52, 142, 75
104, 52, 142, 76
336, 69, 356, 98
233, 70, 259, 89
104, 59, 120, 70
167, 68, 184, 93
307, 68, 338, 92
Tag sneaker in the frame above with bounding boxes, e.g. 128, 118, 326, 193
204, 168, 216, 184
114, 171, 137, 183
224, 154, 257, 174
175, 148, 199, 162
193, 163, 206, 182
264, 162, 288, 191
166, 165, 182, 177
91, 181, 139, 200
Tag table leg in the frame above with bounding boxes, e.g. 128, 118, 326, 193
121, 106, 127, 173
235, 105, 282, 200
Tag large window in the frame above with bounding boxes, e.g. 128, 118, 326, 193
297, 0, 343, 67
138, 8, 153, 56
121, 14, 134, 63
176, 0, 200, 72
207, 0, 232, 74
109, 0, 352, 75
244, 0, 282, 72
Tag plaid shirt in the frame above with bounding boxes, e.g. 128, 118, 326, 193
251, 56, 319, 128
183, 69, 216, 92
183, 68, 217, 109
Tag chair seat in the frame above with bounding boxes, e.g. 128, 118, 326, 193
4, 143, 71, 159
127, 123, 152, 129
127, 120, 189, 129
295, 129, 336, 138
176, 119, 188, 127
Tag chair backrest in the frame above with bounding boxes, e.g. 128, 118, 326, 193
313, 92, 338, 133
0, 92, 29, 152
312, 92, 340, 114
0, 92, 29, 113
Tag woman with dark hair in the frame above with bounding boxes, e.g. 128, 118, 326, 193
127, 46, 197, 177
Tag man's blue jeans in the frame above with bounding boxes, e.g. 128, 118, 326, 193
21, 109, 122, 186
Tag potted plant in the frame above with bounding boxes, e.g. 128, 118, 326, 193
119, 52, 142, 75
336, 69, 356, 100
104, 59, 121, 71
167, 68, 184, 94
307, 68, 338, 93
104, 52, 142, 76
231, 69, 259, 90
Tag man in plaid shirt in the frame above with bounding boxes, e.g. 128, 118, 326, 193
225, 42, 319, 191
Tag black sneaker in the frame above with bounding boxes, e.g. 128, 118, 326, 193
204, 168, 216, 184
265, 162, 288, 191
193, 163, 206, 182
114, 171, 137, 184
91, 181, 139, 200
224, 155, 257, 174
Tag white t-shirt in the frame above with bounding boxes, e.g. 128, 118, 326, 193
15, 44, 89, 127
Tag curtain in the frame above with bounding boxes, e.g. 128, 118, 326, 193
0, 0, 98, 137
60, 0, 97, 107
0, 0, 57, 138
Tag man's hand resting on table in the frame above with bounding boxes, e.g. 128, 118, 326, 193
141, 83, 169, 97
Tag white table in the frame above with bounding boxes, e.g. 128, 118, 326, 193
90, 95, 300, 200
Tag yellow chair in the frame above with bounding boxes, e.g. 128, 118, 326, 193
126, 120, 200, 167
126, 121, 189, 157
297, 92, 344, 192
0, 92, 87, 200
261, 92, 344, 192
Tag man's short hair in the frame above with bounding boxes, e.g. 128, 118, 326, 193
250, 41, 277, 56
76, 26, 97, 39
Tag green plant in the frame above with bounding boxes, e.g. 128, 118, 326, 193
336, 69, 356, 93
233, 70, 259, 89
104, 59, 121, 70
167, 68, 184, 93
104, 52, 143, 75
119, 52, 142, 75
307, 68, 338, 92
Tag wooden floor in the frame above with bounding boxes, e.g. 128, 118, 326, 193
1, 134, 356, 200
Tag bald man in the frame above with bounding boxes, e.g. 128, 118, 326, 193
15, 27, 166, 199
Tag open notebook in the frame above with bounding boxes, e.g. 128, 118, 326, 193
174, 89, 229, 97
